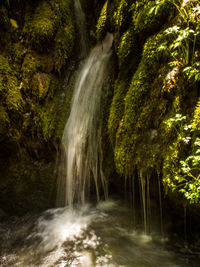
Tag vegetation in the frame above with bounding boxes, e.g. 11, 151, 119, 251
97, 0, 200, 205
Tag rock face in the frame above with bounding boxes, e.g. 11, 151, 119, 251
0, 0, 75, 214
95, 0, 200, 206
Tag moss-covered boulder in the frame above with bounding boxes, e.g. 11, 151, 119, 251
0, 0, 76, 214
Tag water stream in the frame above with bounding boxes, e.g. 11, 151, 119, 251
1, 200, 197, 267
57, 31, 112, 207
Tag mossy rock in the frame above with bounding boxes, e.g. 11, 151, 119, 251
113, 32, 168, 175
96, 0, 132, 41
55, 78, 74, 141
54, 24, 75, 72
117, 26, 137, 68
21, 52, 40, 90
31, 72, 51, 100
112, 0, 132, 33
0, 55, 23, 112
108, 78, 129, 145
34, 101, 57, 142
133, 0, 173, 38
23, 1, 56, 49
96, 0, 109, 41
11, 43, 26, 73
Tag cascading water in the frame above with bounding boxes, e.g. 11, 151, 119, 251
57, 32, 113, 207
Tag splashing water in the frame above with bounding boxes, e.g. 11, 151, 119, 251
57, 33, 113, 207
4, 200, 189, 267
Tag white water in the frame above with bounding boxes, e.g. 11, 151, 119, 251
7, 200, 186, 267
57, 33, 113, 207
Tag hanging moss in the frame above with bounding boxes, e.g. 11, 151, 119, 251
117, 27, 137, 68
108, 78, 128, 145
113, 33, 167, 175
96, 0, 109, 41
113, 0, 131, 33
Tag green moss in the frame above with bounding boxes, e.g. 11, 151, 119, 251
0, 55, 23, 112
96, 0, 133, 41
162, 112, 200, 204
21, 53, 40, 90
192, 98, 200, 131
0, 54, 11, 74
133, 0, 173, 37
113, 0, 129, 32
23, 1, 55, 49
31, 75, 60, 141
53, 0, 75, 71
108, 78, 128, 145
6, 76, 23, 111
55, 76, 74, 140
23, 0, 75, 58
58, 0, 74, 23
96, 0, 108, 41
34, 100, 58, 142
31, 72, 51, 100
54, 24, 75, 72
113, 33, 167, 175
0, 0, 77, 214
11, 43, 26, 73
35, 52, 54, 73
117, 27, 136, 67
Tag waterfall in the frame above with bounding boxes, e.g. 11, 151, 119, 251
57, 31, 113, 206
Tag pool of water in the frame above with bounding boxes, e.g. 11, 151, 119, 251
0, 200, 199, 266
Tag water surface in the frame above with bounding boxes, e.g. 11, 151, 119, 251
0, 200, 198, 267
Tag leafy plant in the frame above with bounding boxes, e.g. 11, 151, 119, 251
183, 62, 200, 82
163, 113, 200, 204
164, 26, 197, 67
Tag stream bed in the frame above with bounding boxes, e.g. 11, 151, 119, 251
0, 200, 199, 267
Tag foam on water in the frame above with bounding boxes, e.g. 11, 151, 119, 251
10, 201, 183, 267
